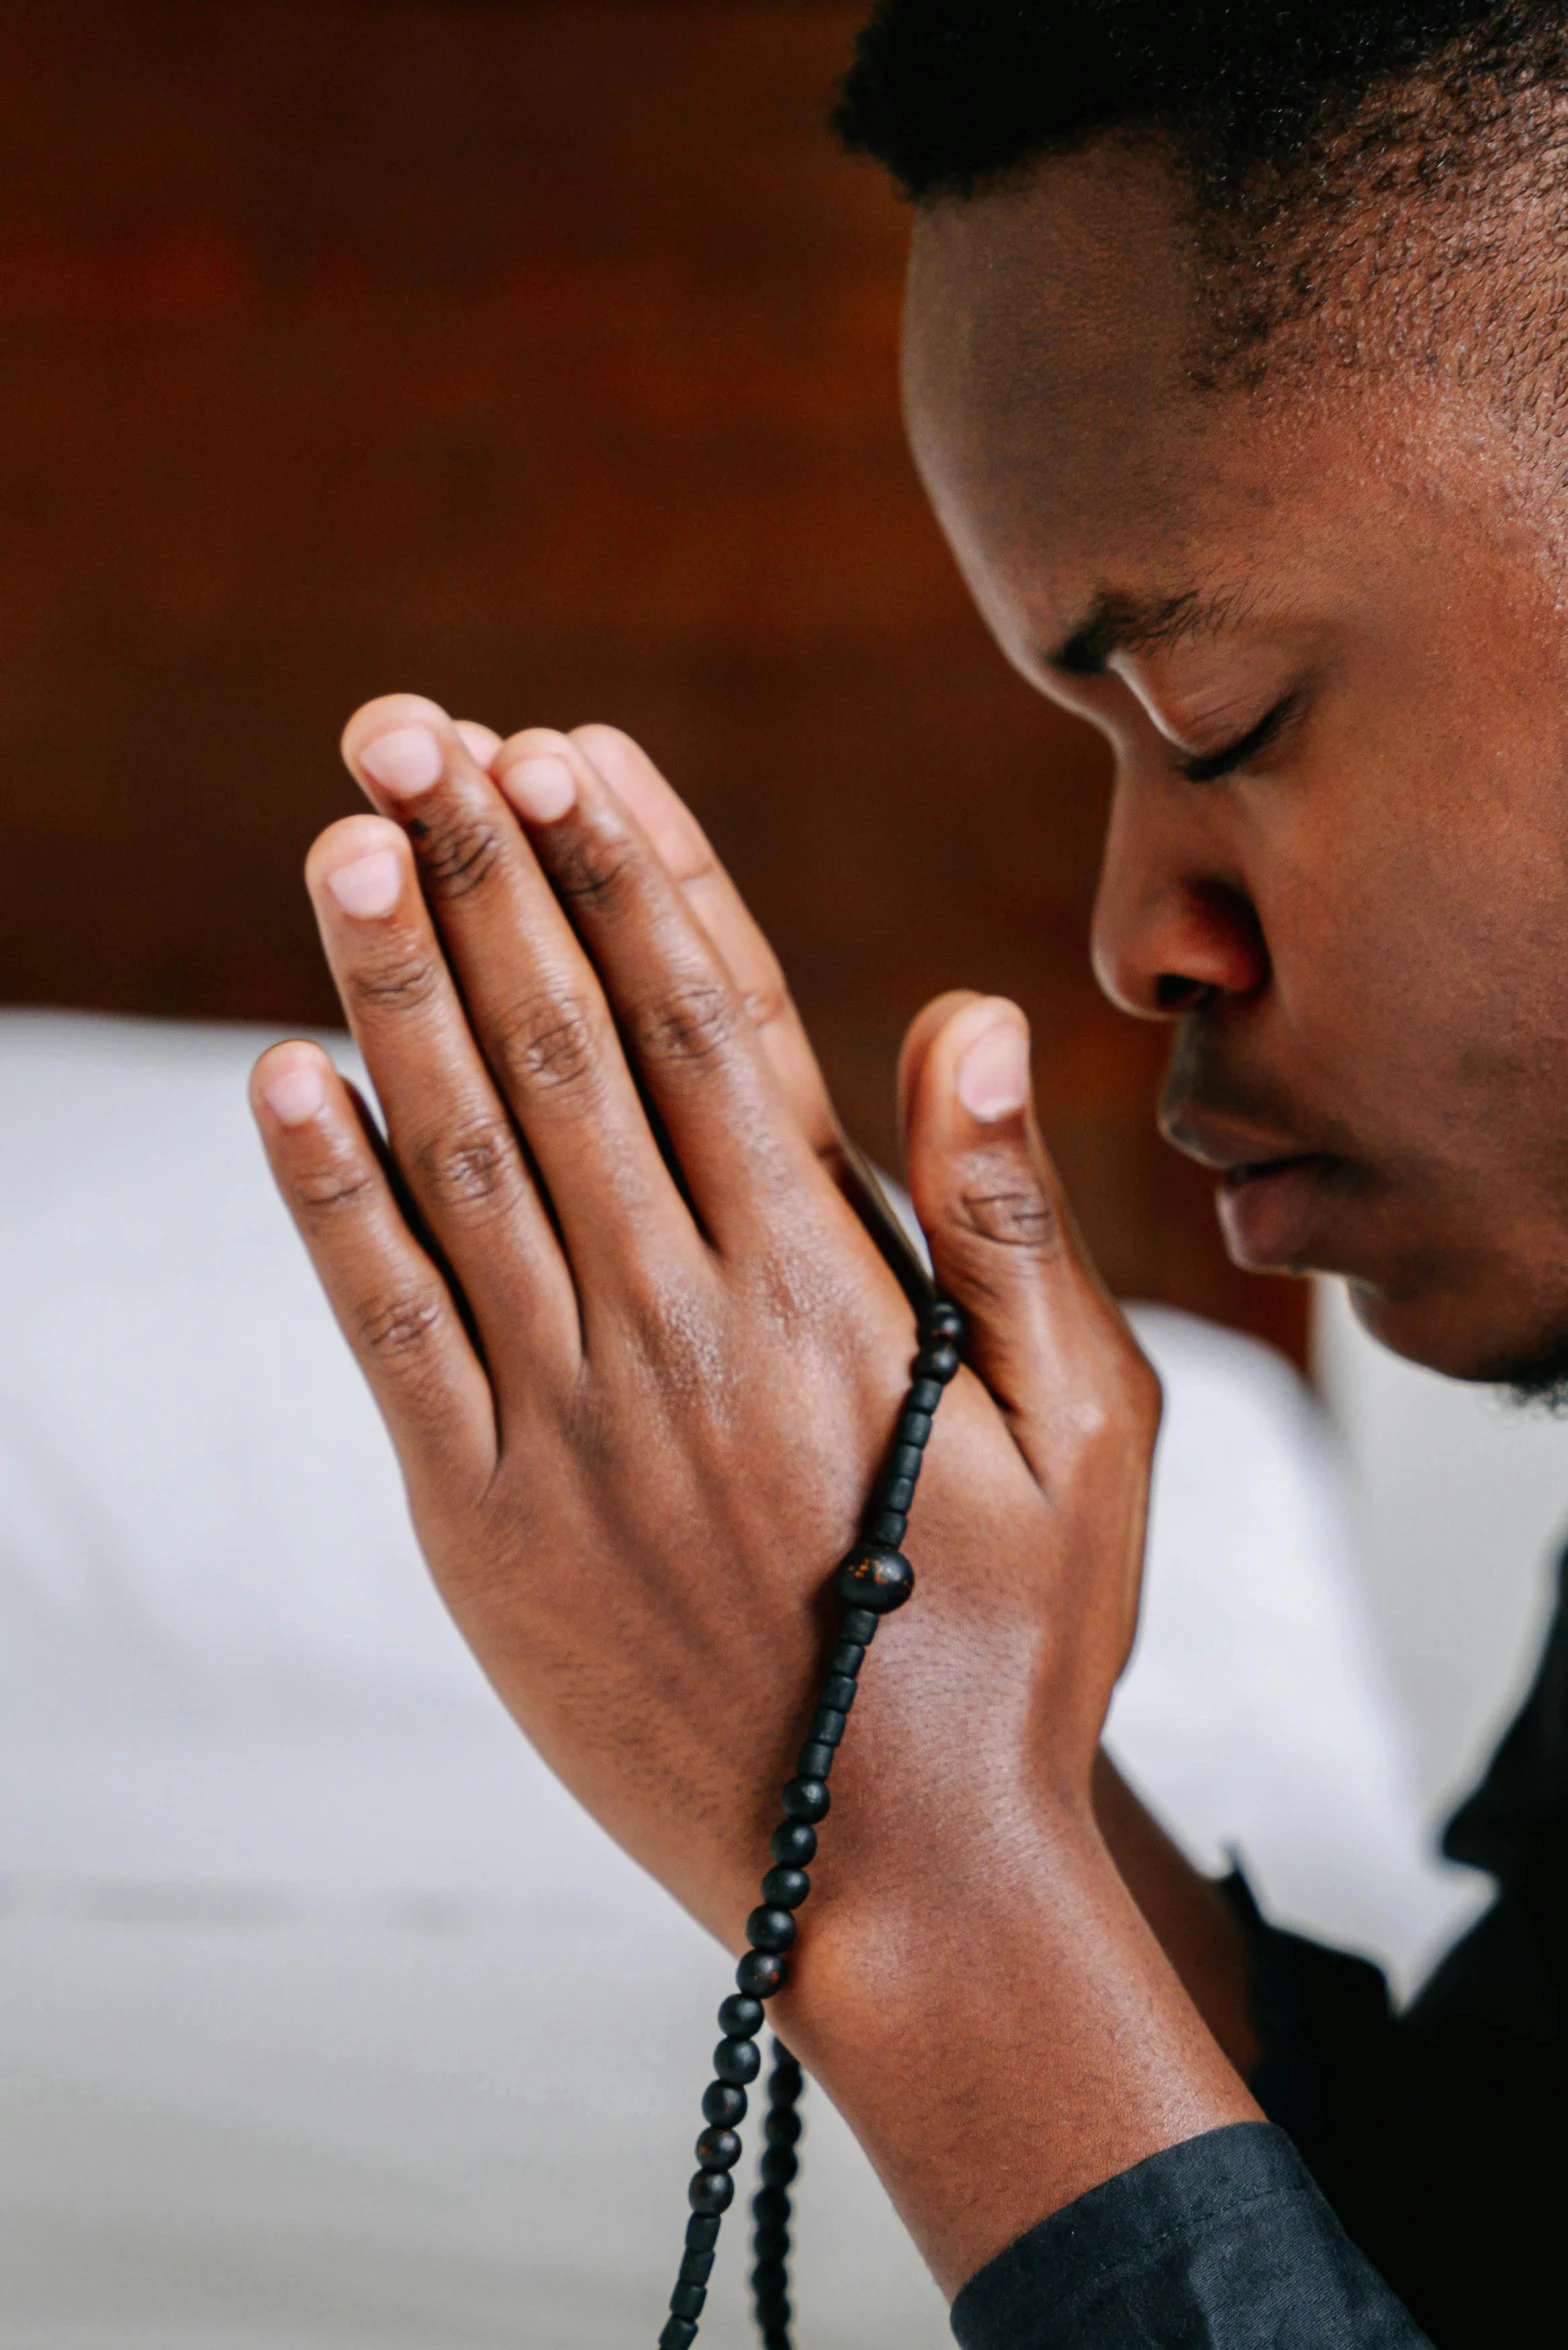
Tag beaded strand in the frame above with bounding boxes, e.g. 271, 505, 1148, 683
657, 1297, 964, 2349
749, 2038, 804, 2349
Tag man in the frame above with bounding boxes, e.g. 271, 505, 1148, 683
248, 2, 1568, 2341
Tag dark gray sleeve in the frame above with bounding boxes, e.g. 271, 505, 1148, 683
949, 2122, 1431, 2350
952, 1555, 1568, 2348
1224, 1552, 1568, 2345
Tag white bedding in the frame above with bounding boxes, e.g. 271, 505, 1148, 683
0, 1012, 1482, 2347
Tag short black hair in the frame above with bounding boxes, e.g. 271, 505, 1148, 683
836, 3, 1568, 403
833, 1, 1554, 203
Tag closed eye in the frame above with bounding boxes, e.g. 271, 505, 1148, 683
1178, 693, 1297, 784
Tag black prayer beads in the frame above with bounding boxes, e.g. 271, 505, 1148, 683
750, 2040, 804, 2350
656, 1296, 963, 2350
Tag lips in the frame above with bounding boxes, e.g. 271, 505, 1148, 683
1159, 1100, 1345, 1270
1214, 1152, 1337, 1270
1219, 1150, 1323, 1188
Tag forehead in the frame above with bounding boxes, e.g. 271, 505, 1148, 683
899, 146, 1418, 676
903, 150, 1204, 540
903, 147, 1198, 463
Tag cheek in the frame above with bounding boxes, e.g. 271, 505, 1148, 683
1256, 722, 1568, 1138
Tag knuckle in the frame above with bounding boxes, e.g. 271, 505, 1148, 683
957, 1179, 1062, 1257
494, 991, 601, 1093
354, 1283, 447, 1365
1067, 1344, 1162, 1468
747, 1242, 855, 1343
550, 822, 637, 908
346, 943, 443, 1017
409, 809, 505, 903
413, 1118, 521, 1217
740, 973, 790, 1031
290, 1156, 378, 1220
1120, 1349, 1165, 1441
618, 1268, 724, 1389
630, 979, 736, 1068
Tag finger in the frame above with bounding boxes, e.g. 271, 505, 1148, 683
304, 807, 579, 1375
567, 727, 932, 1290
490, 725, 836, 1254
566, 725, 840, 1161
568, 726, 944, 1300
249, 1039, 495, 1494
899, 994, 1156, 1486
341, 696, 705, 1292
454, 719, 503, 767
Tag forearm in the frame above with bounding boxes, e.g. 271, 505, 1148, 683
1091, 1748, 1260, 2077
776, 1793, 1259, 2297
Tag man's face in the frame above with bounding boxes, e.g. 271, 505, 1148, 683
903, 142, 1568, 1384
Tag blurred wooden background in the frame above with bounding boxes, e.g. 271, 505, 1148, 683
0, 0, 1305, 1360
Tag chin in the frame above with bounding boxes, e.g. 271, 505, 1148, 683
1345, 1274, 1568, 1394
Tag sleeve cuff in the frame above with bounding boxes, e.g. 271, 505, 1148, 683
950, 2121, 1431, 2349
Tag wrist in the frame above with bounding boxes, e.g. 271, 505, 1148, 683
778, 1786, 1110, 2059
767, 1794, 1256, 2295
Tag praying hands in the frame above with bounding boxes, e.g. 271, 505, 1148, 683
249, 694, 1254, 2293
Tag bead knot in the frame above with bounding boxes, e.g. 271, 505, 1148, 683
832, 1541, 915, 1615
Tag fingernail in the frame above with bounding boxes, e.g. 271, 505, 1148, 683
326, 848, 402, 918
359, 725, 444, 798
957, 1016, 1030, 1122
501, 754, 577, 823
263, 1058, 327, 1126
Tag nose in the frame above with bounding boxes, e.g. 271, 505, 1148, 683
1090, 774, 1269, 1018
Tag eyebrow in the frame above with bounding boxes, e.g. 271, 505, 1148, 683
1047, 587, 1238, 674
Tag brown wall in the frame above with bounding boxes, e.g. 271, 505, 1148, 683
0, 0, 1306, 1361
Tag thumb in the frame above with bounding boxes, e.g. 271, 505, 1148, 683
898, 993, 1158, 1483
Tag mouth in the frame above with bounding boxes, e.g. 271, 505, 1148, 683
1214, 1151, 1338, 1271
1161, 1090, 1359, 1273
